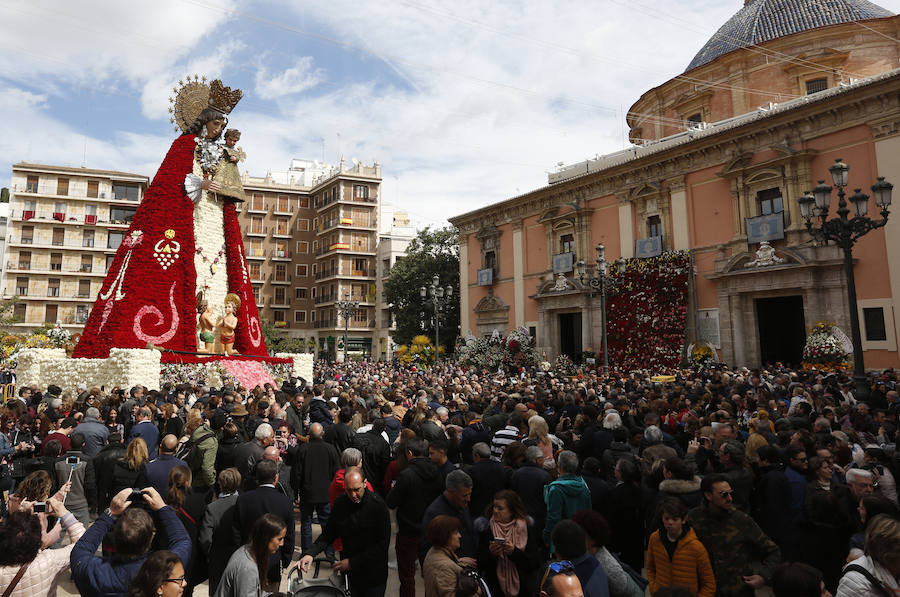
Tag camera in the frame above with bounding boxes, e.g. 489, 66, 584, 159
33, 502, 47, 513
128, 489, 144, 503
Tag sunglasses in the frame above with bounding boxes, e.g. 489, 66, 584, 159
718, 490, 735, 498
547, 560, 575, 574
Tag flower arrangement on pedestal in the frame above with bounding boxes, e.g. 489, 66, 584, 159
2, 323, 75, 366
801, 321, 850, 373
687, 341, 722, 369
456, 326, 538, 372
605, 250, 690, 371
395, 335, 440, 364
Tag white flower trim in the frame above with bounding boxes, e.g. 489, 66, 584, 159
184, 173, 203, 203
16, 348, 161, 392
275, 352, 314, 381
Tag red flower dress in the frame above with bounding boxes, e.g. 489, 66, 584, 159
73, 134, 268, 361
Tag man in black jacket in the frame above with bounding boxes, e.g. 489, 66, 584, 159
232, 422, 272, 489
300, 468, 391, 597
386, 437, 442, 597
307, 385, 334, 429
232, 460, 296, 585
352, 417, 392, 495
510, 445, 553, 534
295, 422, 340, 554
89, 431, 126, 512
323, 405, 355, 454
464, 441, 507, 518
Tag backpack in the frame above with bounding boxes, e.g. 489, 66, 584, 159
841, 563, 892, 597
175, 432, 215, 469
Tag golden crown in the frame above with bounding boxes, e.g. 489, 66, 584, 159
209, 79, 242, 114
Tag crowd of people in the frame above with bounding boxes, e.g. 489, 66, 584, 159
0, 359, 899, 597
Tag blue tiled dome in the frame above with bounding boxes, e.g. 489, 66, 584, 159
686, 0, 893, 71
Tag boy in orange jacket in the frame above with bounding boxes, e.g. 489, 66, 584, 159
646, 498, 716, 597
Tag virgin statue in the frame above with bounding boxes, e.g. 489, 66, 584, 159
73, 77, 268, 360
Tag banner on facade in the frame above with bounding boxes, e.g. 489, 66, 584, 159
552, 252, 574, 273
634, 236, 662, 258
477, 268, 493, 286
745, 212, 785, 244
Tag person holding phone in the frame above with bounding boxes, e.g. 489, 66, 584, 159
53, 432, 95, 525
476, 490, 542, 596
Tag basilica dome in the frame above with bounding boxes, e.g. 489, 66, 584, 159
686, 0, 893, 71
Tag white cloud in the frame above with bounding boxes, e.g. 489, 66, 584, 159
255, 56, 324, 100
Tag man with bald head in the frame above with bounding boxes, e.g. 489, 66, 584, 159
136, 433, 187, 495
262, 445, 295, 502
300, 467, 391, 597
295, 421, 340, 554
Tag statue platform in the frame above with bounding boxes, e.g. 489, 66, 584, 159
16, 348, 313, 392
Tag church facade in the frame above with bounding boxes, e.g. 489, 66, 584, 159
450, 0, 900, 370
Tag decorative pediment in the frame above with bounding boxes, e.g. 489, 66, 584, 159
475, 223, 501, 241
718, 152, 755, 176
474, 287, 509, 314
718, 245, 807, 273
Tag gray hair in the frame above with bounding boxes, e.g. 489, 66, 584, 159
557, 450, 579, 475
472, 442, 491, 460
721, 439, 744, 464
525, 445, 544, 463
51, 398, 62, 409
445, 469, 473, 491
341, 447, 363, 468
846, 467, 874, 484
86, 407, 100, 419
644, 425, 663, 445
254, 423, 274, 440
602, 411, 622, 430
436, 407, 448, 417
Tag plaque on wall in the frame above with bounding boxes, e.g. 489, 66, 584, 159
477, 268, 493, 286
635, 236, 662, 258
697, 308, 721, 348
745, 212, 785, 244
552, 252, 574, 273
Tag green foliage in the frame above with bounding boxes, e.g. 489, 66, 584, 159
0, 297, 20, 334
384, 226, 460, 352
0, 188, 8, 203
259, 318, 306, 355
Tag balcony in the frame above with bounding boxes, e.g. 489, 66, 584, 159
314, 242, 375, 256
9, 210, 128, 227
270, 249, 292, 261
272, 228, 292, 239
245, 248, 267, 260
314, 294, 336, 304
314, 319, 336, 329
316, 193, 377, 212
245, 226, 267, 237
273, 203, 294, 216
269, 274, 292, 285
247, 202, 268, 214
319, 216, 375, 233
269, 297, 291, 308
7, 237, 115, 253
11, 184, 141, 203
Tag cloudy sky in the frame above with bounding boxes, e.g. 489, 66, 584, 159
1, 0, 898, 229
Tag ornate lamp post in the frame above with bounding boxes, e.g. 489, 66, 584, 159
576, 243, 627, 375
335, 292, 359, 362
798, 158, 892, 399
420, 274, 453, 364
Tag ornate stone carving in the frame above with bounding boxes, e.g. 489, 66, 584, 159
552, 273, 569, 292
744, 241, 785, 268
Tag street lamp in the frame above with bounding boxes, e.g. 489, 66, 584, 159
799, 158, 892, 399
576, 243, 627, 374
420, 274, 453, 364
335, 292, 359, 363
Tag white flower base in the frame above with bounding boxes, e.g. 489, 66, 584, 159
275, 352, 314, 382
16, 348, 162, 392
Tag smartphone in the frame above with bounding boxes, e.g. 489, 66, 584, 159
492, 537, 506, 543
128, 489, 144, 503
66, 455, 79, 466
33, 501, 47, 513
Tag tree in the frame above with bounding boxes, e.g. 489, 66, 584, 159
0, 188, 8, 203
384, 226, 460, 352
260, 318, 307, 355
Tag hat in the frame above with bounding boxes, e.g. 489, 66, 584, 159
231, 403, 248, 417
211, 411, 228, 431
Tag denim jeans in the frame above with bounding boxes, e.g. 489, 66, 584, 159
300, 501, 334, 554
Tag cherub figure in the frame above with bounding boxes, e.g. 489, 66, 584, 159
218, 293, 240, 355
211, 128, 246, 202
197, 297, 216, 353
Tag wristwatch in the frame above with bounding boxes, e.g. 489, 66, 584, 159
103, 508, 118, 520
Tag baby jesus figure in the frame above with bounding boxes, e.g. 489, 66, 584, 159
211, 128, 246, 202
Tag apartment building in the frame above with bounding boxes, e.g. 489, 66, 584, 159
375, 205, 415, 360
237, 158, 384, 358
1, 163, 148, 331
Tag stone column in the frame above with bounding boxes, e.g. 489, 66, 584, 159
618, 195, 634, 258
731, 293, 747, 367
872, 123, 900, 362
668, 177, 690, 250
459, 234, 470, 336
512, 221, 525, 327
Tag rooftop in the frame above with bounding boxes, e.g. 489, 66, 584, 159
685, 0, 893, 72
13, 162, 148, 181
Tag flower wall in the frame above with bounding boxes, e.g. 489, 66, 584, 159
605, 250, 691, 370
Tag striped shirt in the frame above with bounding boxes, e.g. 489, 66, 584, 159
490, 425, 522, 461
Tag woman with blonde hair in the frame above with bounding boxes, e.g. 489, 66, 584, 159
111, 437, 148, 496
524, 416, 558, 462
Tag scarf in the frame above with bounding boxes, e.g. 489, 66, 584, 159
490, 516, 528, 596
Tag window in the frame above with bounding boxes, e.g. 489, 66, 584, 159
560, 233, 575, 254
47, 279, 60, 297
110, 206, 137, 223
276, 195, 291, 212
297, 218, 310, 231
56, 178, 69, 196
249, 262, 261, 279
83, 229, 95, 247
485, 250, 497, 273
15, 277, 28, 295
313, 240, 319, 252
108, 231, 125, 250
274, 241, 288, 258
105, 254, 115, 272
252, 286, 260, 302
275, 219, 289, 235
353, 258, 368, 275
274, 287, 286, 304
298, 196, 309, 208
757, 188, 783, 215
273, 310, 285, 324
250, 217, 264, 234
21, 225, 34, 244
311, 310, 316, 322
354, 185, 369, 199
296, 241, 309, 254
687, 113, 702, 124
864, 307, 888, 341
54, 201, 66, 214
18, 251, 31, 270
76, 305, 90, 324
80, 254, 93, 272
78, 279, 91, 297
648, 215, 662, 239
85, 204, 97, 216
250, 194, 266, 211
44, 304, 58, 323
50, 253, 63, 271
295, 287, 307, 299
274, 263, 287, 281
26, 176, 38, 193
296, 264, 308, 277
24, 200, 36, 212
87, 180, 99, 198
113, 182, 140, 201
294, 311, 307, 323
806, 78, 828, 95
52, 228, 65, 246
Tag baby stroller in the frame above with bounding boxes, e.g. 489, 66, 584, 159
287, 557, 350, 596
